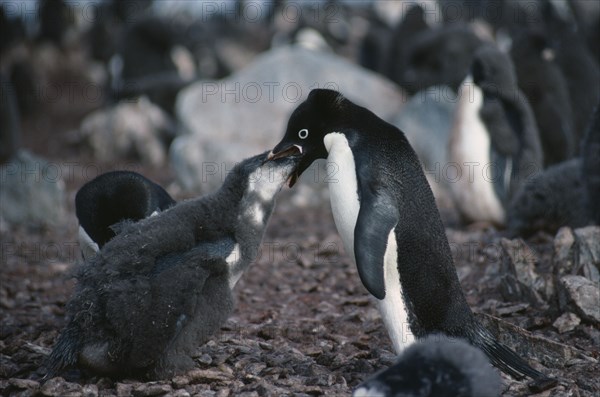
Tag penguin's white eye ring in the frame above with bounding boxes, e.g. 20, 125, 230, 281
298, 129, 309, 139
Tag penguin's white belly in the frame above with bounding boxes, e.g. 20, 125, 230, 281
378, 233, 415, 353
451, 79, 505, 224
324, 133, 414, 354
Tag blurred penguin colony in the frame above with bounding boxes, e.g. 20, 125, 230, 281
1, 0, 599, 235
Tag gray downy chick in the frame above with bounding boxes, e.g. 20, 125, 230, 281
45, 152, 299, 379
353, 334, 501, 397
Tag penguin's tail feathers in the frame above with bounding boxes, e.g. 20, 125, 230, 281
43, 326, 80, 380
470, 324, 557, 391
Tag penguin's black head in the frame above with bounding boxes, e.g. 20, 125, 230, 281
471, 46, 517, 91
267, 89, 348, 186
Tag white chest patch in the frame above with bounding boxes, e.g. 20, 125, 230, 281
323, 133, 360, 259
244, 202, 264, 226
247, 164, 288, 202
226, 243, 242, 288
323, 132, 414, 355
451, 78, 505, 224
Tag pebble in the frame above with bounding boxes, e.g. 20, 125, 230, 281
116, 383, 134, 397
171, 376, 189, 389
552, 312, 581, 334
132, 383, 172, 397
168, 390, 191, 397
40, 377, 82, 396
187, 369, 233, 384
9, 378, 40, 390
81, 385, 99, 397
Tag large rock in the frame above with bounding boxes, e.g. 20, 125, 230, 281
499, 238, 549, 306
0, 150, 66, 227
558, 275, 600, 324
553, 226, 600, 283
573, 227, 600, 283
80, 96, 174, 167
171, 45, 406, 196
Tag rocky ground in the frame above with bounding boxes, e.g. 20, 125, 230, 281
2, 146, 600, 397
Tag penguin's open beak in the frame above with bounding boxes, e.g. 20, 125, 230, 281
266, 144, 303, 161
265, 144, 303, 187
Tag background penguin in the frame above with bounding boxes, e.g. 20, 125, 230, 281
267, 89, 554, 389
46, 153, 299, 379
510, 29, 575, 167
541, 0, 600, 140
508, 103, 600, 236
353, 334, 501, 397
449, 46, 543, 225
112, 15, 192, 114
394, 25, 483, 94
0, 73, 21, 164
383, 4, 430, 84
75, 171, 176, 260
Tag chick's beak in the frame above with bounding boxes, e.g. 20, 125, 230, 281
267, 144, 303, 161
264, 143, 304, 187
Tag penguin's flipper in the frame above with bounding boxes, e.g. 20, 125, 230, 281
354, 190, 399, 300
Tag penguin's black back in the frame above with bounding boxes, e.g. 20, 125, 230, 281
75, 171, 175, 248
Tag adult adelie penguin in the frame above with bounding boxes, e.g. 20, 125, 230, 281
75, 171, 176, 259
449, 45, 543, 225
267, 89, 554, 388
353, 335, 501, 397
46, 153, 299, 379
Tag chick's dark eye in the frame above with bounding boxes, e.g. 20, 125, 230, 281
298, 129, 309, 139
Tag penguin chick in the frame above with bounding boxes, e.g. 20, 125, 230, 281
506, 159, 586, 236
450, 45, 543, 225
508, 103, 600, 236
75, 171, 176, 260
353, 335, 501, 397
268, 89, 555, 389
46, 153, 299, 379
